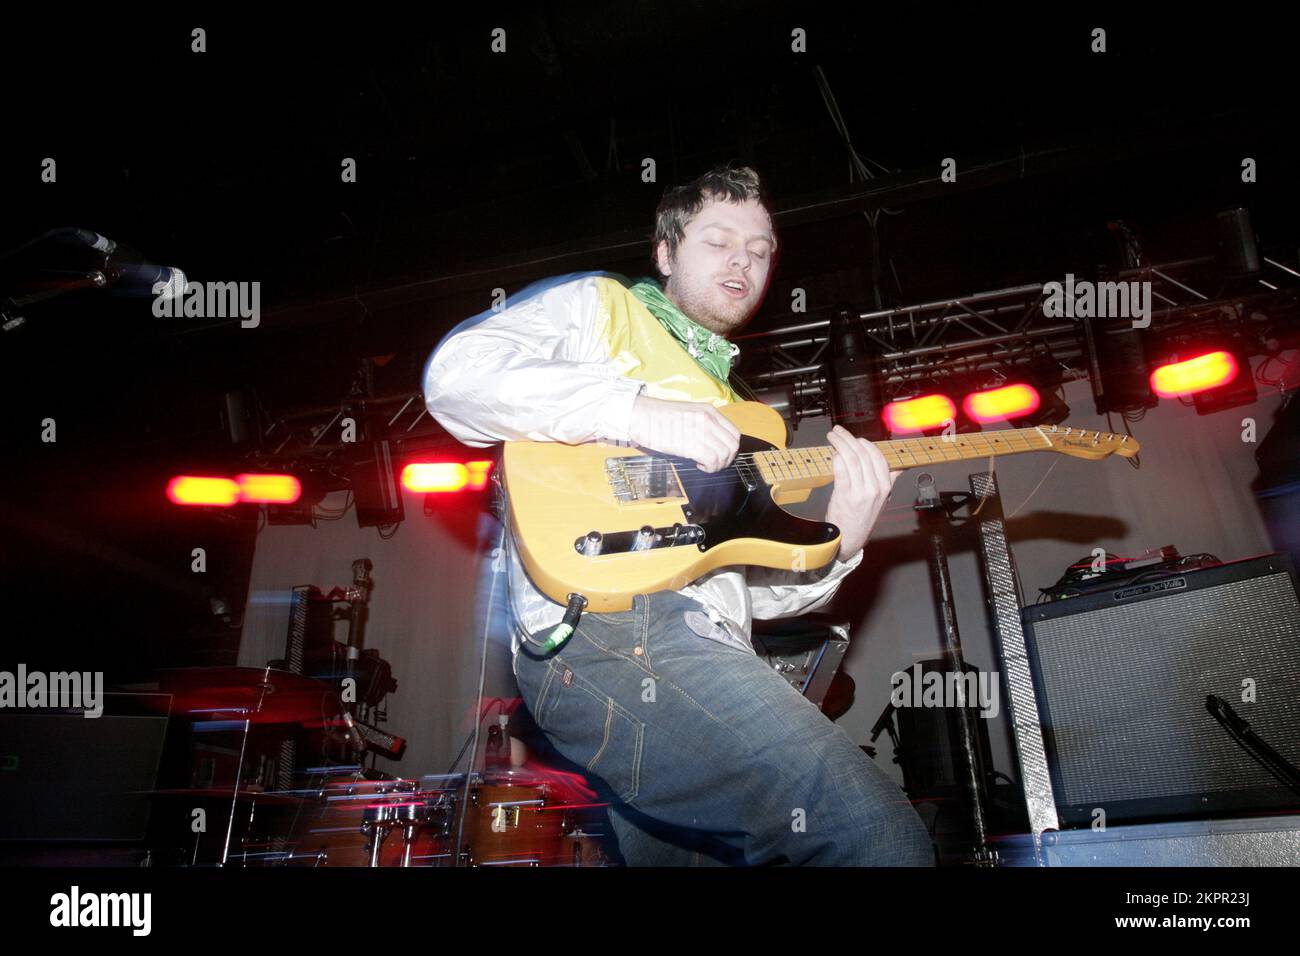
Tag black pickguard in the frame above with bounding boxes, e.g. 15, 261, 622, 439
650, 434, 840, 552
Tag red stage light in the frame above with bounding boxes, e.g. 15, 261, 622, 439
1150, 351, 1239, 398
236, 473, 302, 504
963, 384, 1041, 423
883, 394, 957, 433
167, 476, 240, 506
401, 460, 493, 493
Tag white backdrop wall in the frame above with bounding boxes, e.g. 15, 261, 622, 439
239, 373, 1289, 795
238, 492, 516, 781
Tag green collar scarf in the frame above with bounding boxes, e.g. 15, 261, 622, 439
627, 278, 741, 385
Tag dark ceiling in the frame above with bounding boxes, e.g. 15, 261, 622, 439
1, 6, 1295, 439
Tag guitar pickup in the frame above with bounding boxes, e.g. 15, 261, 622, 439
575, 523, 706, 556
605, 455, 687, 503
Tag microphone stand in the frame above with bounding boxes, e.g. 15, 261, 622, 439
1207, 695, 1300, 797
913, 473, 997, 867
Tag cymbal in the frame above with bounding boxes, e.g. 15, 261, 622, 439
146, 787, 309, 805
155, 666, 343, 724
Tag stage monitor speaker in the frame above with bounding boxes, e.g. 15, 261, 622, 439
827, 308, 887, 441
349, 439, 404, 528
1021, 553, 1300, 827
1216, 207, 1261, 276
888, 658, 997, 800
1085, 317, 1155, 414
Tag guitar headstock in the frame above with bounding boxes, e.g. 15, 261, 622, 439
1038, 424, 1141, 460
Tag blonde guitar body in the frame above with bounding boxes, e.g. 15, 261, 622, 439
501, 400, 1139, 613
503, 401, 837, 613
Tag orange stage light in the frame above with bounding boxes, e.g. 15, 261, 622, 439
401, 460, 493, 493
883, 394, 957, 433
167, 476, 240, 506
236, 473, 302, 504
1150, 351, 1239, 398
962, 384, 1041, 423
402, 462, 469, 493
465, 460, 494, 491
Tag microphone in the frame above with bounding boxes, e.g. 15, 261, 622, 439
339, 711, 369, 755
99, 241, 186, 301
116, 260, 188, 300
35, 227, 117, 254
41, 228, 187, 300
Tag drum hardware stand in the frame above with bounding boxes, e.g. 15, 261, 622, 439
220, 670, 274, 867
361, 802, 423, 868
315, 559, 379, 766
342, 558, 373, 741
913, 473, 998, 867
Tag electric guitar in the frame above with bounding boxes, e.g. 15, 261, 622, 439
502, 400, 1138, 612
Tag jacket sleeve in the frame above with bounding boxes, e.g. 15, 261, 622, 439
746, 546, 864, 621
423, 276, 646, 448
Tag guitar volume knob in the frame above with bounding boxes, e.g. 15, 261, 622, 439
631, 525, 656, 552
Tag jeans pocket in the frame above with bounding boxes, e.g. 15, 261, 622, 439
535, 659, 644, 804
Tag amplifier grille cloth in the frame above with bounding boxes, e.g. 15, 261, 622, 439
1032, 572, 1300, 805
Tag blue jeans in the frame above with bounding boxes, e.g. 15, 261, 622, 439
514, 589, 934, 866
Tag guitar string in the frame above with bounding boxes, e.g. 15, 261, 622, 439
647, 431, 1064, 481
568, 440, 1118, 501
677, 428, 1094, 467
509, 433, 1119, 513
517, 449, 1046, 518
563, 440, 1072, 498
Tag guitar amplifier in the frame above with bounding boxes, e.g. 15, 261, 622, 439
1021, 553, 1300, 827
0, 695, 170, 842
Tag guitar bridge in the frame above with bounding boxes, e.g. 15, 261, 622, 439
605, 455, 686, 503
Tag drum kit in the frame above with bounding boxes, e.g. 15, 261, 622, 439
152, 666, 613, 867
266, 769, 612, 868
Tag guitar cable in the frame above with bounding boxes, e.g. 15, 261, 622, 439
537, 592, 588, 654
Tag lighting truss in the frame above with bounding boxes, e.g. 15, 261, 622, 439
736, 255, 1300, 424
243, 256, 1299, 470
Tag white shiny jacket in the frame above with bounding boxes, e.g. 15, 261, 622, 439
422, 273, 863, 661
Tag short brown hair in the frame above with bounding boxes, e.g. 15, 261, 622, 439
650, 163, 776, 279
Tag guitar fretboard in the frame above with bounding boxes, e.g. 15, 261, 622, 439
754, 428, 1054, 485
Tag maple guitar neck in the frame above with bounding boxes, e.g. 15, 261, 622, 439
750, 425, 1139, 489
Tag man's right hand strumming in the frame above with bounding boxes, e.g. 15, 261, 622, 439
627, 394, 742, 474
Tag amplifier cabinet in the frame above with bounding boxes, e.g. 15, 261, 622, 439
1021, 554, 1300, 826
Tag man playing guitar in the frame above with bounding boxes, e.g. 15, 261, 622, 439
424, 164, 933, 865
